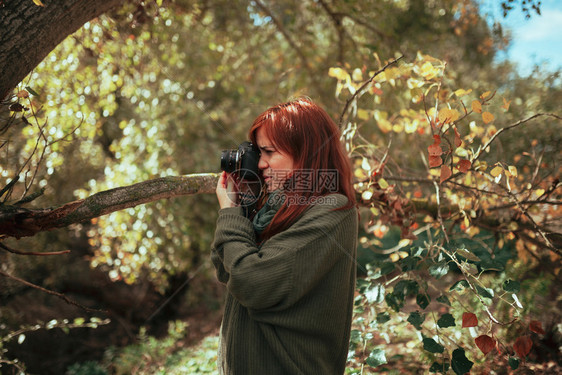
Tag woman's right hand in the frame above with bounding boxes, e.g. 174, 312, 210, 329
216, 171, 238, 209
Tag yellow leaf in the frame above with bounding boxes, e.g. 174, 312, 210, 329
490, 165, 503, 177
420, 62, 438, 80
482, 111, 494, 124
438, 108, 460, 124
480, 91, 492, 100
357, 109, 370, 121
33, 0, 45, 6
535, 188, 545, 198
378, 178, 389, 189
328, 67, 349, 81
455, 88, 472, 97
471, 100, 482, 114
502, 97, 511, 111
508, 166, 518, 177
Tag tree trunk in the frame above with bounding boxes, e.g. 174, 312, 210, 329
0, 0, 125, 100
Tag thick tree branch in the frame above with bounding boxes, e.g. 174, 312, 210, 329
0, 173, 218, 239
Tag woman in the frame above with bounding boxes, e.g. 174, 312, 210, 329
212, 98, 358, 374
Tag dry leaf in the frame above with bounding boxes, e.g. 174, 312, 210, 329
440, 165, 452, 183
513, 336, 532, 358
475, 335, 496, 355
457, 159, 471, 173
482, 111, 495, 124
471, 100, 482, 114
462, 312, 478, 327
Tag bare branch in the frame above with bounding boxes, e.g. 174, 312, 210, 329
0, 242, 70, 256
473, 113, 561, 162
0, 269, 105, 313
0, 173, 219, 239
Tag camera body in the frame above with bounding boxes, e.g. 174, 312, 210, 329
220, 141, 261, 180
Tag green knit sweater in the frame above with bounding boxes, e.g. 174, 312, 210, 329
211, 194, 358, 375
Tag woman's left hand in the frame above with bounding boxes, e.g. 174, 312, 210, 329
216, 171, 238, 209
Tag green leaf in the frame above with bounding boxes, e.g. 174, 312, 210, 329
429, 361, 450, 373
480, 259, 505, 271
379, 262, 396, 276
451, 348, 473, 375
503, 279, 521, 293
376, 312, 391, 324
365, 283, 385, 304
416, 293, 430, 309
449, 280, 469, 292
356, 279, 370, 293
385, 292, 404, 312
25, 86, 40, 97
436, 295, 451, 306
400, 256, 421, 271
423, 337, 444, 353
456, 248, 481, 262
394, 280, 419, 296
407, 311, 426, 330
429, 261, 449, 279
437, 313, 456, 328
366, 348, 387, 367
476, 285, 494, 299
508, 357, 520, 370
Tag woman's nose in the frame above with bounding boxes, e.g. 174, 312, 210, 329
258, 157, 268, 170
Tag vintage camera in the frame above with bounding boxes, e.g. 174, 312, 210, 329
220, 141, 262, 217
220, 141, 260, 180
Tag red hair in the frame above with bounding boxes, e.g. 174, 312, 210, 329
249, 98, 356, 241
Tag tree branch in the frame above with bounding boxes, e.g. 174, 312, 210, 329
0, 173, 218, 239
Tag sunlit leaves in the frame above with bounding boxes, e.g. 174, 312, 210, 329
366, 348, 387, 367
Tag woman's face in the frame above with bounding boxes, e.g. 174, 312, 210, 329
256, 127, 294, 191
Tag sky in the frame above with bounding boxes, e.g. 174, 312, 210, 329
480, 0, 562, 76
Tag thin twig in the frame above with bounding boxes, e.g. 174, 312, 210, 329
338, 55, 404, 127
0, 269, 106, 313
473, 113, 561, 162
0, 242, 70, 256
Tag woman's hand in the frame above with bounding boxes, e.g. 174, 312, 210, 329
216, 171, 238, 209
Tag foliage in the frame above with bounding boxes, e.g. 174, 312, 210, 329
336, 51, 560, 373
97, 321, 218, 375
0, 0, 560, 373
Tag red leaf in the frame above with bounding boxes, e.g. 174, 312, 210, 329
513, 336, 532, 358
429, 155, 443, 167
462, 312, 478, 327
454, 127, 462, 148
457, 159, 471, 173
529, 320, 545, 335
440, 165, 452, 183
475, 335, 496, 355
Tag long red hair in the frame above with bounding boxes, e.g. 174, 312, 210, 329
249, 98, 356, 241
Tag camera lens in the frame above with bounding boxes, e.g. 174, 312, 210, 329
220, 149, 239, 173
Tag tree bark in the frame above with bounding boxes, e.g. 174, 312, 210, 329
0, 173, 218, 239
0, 0, 125, 100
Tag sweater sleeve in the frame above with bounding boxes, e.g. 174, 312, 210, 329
211, 195, 357, 311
